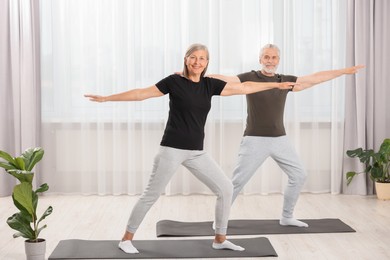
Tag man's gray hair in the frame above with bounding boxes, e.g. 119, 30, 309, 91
259, 44, 280, 58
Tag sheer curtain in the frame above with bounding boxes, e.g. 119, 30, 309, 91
39, 0, 347, 195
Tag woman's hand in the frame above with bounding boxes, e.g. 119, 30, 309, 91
84, 94, 107, 102
279, 82, 299, 91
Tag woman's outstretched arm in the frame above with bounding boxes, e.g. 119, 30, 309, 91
84, 85, 164, 102
220, 81, 296, 96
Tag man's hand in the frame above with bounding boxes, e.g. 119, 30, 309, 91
343, 64, 365, 74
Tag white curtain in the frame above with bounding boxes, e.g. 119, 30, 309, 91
39, 0, 347, 195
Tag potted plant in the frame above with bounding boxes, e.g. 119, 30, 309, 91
346, 138, 390, 199
0, 147, 53, 260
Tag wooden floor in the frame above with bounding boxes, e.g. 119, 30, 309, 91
1, 193, 390, 260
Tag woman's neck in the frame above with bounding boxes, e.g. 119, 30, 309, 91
187, 73, 201, 82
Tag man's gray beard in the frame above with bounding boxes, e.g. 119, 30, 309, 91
262, 65, 277, 74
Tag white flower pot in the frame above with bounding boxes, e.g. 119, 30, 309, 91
25, 239, 46, 260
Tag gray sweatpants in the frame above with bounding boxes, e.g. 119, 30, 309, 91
232, 136, 307, 218
126, 146, 233, 235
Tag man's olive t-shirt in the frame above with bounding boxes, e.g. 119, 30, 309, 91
237, 70, 297, 137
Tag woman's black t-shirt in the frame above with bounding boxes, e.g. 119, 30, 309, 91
156, 74, 226, 150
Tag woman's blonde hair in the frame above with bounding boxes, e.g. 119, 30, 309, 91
182, 43, 209, 78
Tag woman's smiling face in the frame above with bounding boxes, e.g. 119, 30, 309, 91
185, 49, 209, 77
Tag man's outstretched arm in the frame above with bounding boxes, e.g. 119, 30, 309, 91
294, 64, 365, 91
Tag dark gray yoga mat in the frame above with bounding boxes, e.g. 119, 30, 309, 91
48, 237, 277, 259
156, 218, 356, 237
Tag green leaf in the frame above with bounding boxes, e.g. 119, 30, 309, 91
380, 139, 390, 154
0, 150, 15, 164
37, 206, 53, 226
12, 198, 33, 222
23, 148, 44, 171
371, 167, 384, 180
346, 171, 357, 185
364, 165, 372, 174
6, 212, 35, 240
12, 183, 34, 215
35, 224, 47, 239
346, 148, 363, 158
7, 169, 34, 183
14, 157, 26, 170
0, 161, 16, 171
32, 190, 38, 219
360, 151, 374, 164
36, 183, 49, 193
12, 231, 25, 239
347, 148, 375, 164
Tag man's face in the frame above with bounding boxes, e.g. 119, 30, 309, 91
259, 48, 280, 75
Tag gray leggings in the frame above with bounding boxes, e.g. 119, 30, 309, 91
126, 146, 233, 235
232, 136, 307, 218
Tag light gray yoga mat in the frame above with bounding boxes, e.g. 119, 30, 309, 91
156, 218, 356, 237
48, 237, 277, 259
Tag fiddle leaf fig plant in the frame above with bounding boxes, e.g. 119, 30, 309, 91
0, 147, 53, 242
346, 138, 390, 185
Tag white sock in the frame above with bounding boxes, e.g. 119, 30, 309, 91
279, 217, 308, 227
212, 240, 245, 251
118, 240, 139, 254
